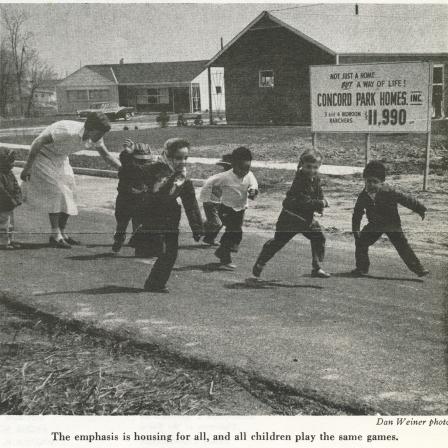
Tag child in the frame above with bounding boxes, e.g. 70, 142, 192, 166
200, 153, 232, 246
112, 140, 154, 254
252, 149, 330, 279
200, 147, 258, 270
131, 138, 203, 293
129, 162, 174, 258
0, 149, 22, 249
351, 160, 429, 277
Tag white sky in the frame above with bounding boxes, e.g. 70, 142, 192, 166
1, 2, 447, 78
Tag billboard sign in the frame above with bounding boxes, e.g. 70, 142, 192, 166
310, 62, 432, 133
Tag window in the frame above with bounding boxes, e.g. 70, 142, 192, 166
88, 89, 110, 101
432, 65, 444, 118
136, 88, 169, 105
259, 70, 274, 88
67, 90, 88, 102
215, 86, 222, 94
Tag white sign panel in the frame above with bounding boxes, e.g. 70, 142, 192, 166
310, 62, 432, 133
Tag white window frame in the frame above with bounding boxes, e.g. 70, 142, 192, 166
259, 70, 274, 88
191, 84, 201, 112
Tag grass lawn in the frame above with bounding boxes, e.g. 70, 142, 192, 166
2, 125, 447, 174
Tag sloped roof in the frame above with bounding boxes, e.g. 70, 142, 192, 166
208, 4, 448, 66
37, 79, 62, 91
83, 65, 117, 83
86, 60, 208, 84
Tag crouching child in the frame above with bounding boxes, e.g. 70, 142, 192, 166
0, 149, 22, 249
252, 149, 330, 279
130, 138, 203, 293
351, 160, 429, 278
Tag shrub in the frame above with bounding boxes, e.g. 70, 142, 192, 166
156, 111, 170, 128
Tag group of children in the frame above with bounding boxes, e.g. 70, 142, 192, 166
0, 138, 429, 293
109, 138, 429, 292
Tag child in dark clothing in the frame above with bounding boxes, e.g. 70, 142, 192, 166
129, 162, 174, 258
112, 140, 154, 254
351, 161, 429, 277
130, 138, 203, 293
0, 149, 22, 249
252, 149, 330, 279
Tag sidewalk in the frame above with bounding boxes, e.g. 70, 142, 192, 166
0, 173, 446, 415
0, 141, 364, 176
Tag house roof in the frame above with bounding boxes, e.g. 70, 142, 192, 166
208, 4, 448, 66
86, 60, 208, 85
36, 79, 61, 91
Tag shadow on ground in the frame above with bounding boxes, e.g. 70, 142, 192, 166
68, 253, 136, 261
173, 262, 226, 272
332, 271, 424, 283
225, 278, 324, 290
34, 285, 144, 296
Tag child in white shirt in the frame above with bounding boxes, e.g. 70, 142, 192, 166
200, 153, 232, 246
200, 147, 258, 269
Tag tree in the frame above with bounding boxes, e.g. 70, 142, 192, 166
1, 5, 57, 117
1, 5, 32, 115
0, 37, 14, 117
25, 50, 57, 117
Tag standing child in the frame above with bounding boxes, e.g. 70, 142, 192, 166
0, 149, 22, 249
200, 147, 258, 270
200, 153, 232, 246
351, 160, 429, 277
252, 149, 330, 279
112, 140, 154, 254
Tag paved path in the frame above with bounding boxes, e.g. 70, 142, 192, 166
0, 173, 446, 415
1, 142, 364, 176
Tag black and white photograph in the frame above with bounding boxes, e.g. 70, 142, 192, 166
0, 0, 447, 441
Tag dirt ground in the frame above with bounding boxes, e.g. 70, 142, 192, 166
2, 125, 448, 174
0, 303, 345, 415
245, 173, 448, 257
69, 167, 447, 257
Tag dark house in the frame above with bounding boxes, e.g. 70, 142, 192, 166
207, 6, 448, 125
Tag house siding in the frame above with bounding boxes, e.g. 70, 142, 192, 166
212, 16, 334, 125
57, 67, 118, 114
56, 63, 214, 115
118, 85, 193, 113
57, 85, 119, 114
211, 13, 448, 124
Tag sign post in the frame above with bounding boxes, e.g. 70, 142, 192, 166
423, 64, 433, 191
423, 131, 432, 191
365, 133, 370, 166
312, 132, 317, 150
310, 62, 432, 185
